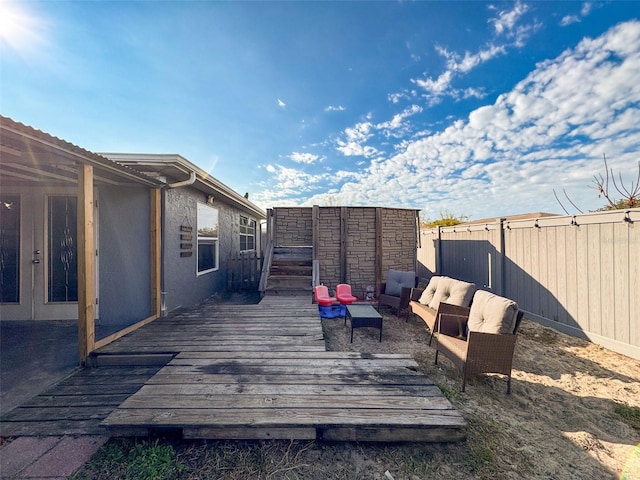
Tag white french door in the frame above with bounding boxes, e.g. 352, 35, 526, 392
0, 188, 98, 321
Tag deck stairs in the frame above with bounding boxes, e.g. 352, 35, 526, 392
264, 246, 313, 296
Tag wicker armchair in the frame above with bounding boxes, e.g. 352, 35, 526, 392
378, 269, 418, 317
434, 292, 524, 394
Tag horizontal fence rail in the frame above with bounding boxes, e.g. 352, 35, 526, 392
417, 208, 640, 360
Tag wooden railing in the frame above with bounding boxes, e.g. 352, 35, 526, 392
312, 259, 320, 288
258, 240, 274, 295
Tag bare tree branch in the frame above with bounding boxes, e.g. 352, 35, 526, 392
563, 189, 583, 214
553, 189, 571, 215
560, 154, 640, 212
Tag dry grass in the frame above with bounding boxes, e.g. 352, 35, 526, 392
72, 299, 640, 480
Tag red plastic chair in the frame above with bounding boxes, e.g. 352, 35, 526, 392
336, 284, 358, 305
314, 285, 337, 306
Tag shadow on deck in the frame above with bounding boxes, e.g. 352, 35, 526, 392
1, 295, 467, 442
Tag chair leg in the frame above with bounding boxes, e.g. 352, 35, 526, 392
434, 350, 439, 365
428, 331, 434, 346
506, 375, 512, 394
461, 366, 467, 392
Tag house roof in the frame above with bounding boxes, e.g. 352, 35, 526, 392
0, 116, 163, 188
461, 212, 560, 225
102, 153, 266, 219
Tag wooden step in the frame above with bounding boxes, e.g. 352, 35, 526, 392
270, 265, 313, 276
264, 285, 314, 296
266, 275, 312, 290
273, 246, 312, 255
272, 247, 312, 266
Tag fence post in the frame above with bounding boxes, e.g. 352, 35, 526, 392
495, 218, 505, 296
312, 205, 319, 261
340, 207, 348, 283
435, 226, 442, 275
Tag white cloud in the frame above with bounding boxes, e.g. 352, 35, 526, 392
336, 121, 379, 157
325, 105, 346, 112
333, 106, 423, 157
259, 21, 640, 219
290, 152, 321, 164
277, 98, 286, 107
410, 22, 518, 105
379, 105, 422, 129
490, 1, 528, 36
561, 2, 596, 27
560, 14, 580, 27
388, 92, 406, 104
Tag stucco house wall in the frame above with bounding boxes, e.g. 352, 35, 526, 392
163, 187, 263, 313
97, 185, 152, 330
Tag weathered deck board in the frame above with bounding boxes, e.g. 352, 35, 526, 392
0, 366, 161, 437
2, 295, 467, 442
102, 296, 466, 442
94, 298, 325, 355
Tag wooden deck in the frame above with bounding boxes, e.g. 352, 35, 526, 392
1, 296, 466, 442
100, 295, 466, 442
0, 366, 162, 437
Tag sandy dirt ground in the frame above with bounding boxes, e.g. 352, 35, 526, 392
322, 308, 640, 479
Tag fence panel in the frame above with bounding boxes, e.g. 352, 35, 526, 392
417, 208, 640, 360
416, 229, 438, 281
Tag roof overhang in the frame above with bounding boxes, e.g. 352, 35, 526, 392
0, 116, 163, 188
103, 153, 266, 219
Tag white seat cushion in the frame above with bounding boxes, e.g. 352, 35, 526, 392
418, 276, 441, 305
427, 277, 475, 310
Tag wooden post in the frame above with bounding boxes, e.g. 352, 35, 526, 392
150, 189, 161, 317
77, 164, 95, 366
272, 209, 278, 247
266, 208, 272, 246
375, 207, 383, 293
312, 205, 319, 261
340, 207, 348, 283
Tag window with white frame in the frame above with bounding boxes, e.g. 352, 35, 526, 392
197, 203, 218, 273
239, 216, 256, 251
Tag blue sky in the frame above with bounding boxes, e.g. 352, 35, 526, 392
2, 1, 639, 221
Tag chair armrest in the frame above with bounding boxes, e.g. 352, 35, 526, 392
437, 302, 471, 317
398, 287, 413, 310
436, 303, 471, 338
465, 331, 518, 375
410, 287, 424, 302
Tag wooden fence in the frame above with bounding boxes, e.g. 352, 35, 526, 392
228, 251, 263, 291
417, 208, 640, 360
265, 206, 419, 297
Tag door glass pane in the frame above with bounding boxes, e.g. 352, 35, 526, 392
48, 196, 78, 302
0, 196, 20, 303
